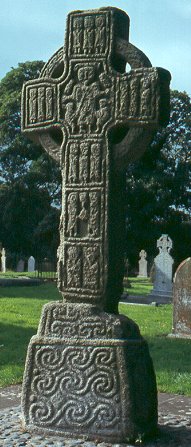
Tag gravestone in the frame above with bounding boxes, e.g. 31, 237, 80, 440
149, 234, 174, 303
17, 259, 24, 272
138, 249, 148, 277
1, 248, 6, 273
121, 258, 129, 300
170, 258, 191, 338
28, 256, 35, 272
21, 7, 170, 443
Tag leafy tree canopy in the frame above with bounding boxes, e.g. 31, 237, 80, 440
0, 63, 190, 272
126, 90, 191, 272
0, 62, 61, 262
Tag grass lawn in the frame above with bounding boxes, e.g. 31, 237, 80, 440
0, 280, 191, 396
0, 283, 61, 387
0, 271, 37, 278
124, 276, 153, 295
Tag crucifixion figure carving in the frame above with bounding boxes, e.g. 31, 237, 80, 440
21, 7, 171, 443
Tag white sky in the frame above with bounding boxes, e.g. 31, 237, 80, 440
0, 0, 190, 94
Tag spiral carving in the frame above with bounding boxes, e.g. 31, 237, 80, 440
27, 344, 121, 431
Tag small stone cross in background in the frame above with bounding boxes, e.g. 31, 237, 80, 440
138, 249, 148, 277
149, 234, 174, 303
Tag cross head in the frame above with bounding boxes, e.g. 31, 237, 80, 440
22, 7, 171, 312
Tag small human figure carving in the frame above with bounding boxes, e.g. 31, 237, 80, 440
99, 73, 111, 96
88, 192, 99, 238
90, 143, 101, 182
63, 66, 100, 134
129, 77, 140, 117
77, 67, 99, 134
83, 16, 94, 55
67, 246, 81, 288
95, 16, 105, 53
151, 76, 158, 118
68, 143, 79, 183
65, 102, 76, 133
29, 88, 37, 123
140, 77, 151, 117
79, 142, 89, 183
96, 98, 110, 132
78, 192, 89, 223
37, 87, 45, 121
83, 246, 99, 289
78, 192, 89, 237
73, 17, 83, 54
67, 193, 78, 237
46, 87, 53, 120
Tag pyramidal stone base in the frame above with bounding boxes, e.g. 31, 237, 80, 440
21, 301, 157, 443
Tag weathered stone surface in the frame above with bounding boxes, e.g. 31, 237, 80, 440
21, 6, 171, 443
28, 256, 35, 272
17, 259, 24, 272
138, 249, 148, 277
149, 235, 174, 303
171, 257, 191, 338
22, 303, 157, 442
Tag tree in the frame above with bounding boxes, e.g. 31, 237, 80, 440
125, 90, 191, 272
0, 62, 61, 262
1, 63, 191, 272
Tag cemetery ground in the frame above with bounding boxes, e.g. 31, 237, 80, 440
0, 278, 191, 396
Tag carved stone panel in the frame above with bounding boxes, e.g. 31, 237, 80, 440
69, 12, 109, 58
116, 69, 162, 125
24, 82, 57, 128
23, 342, 123, 437
63, 243, 102, 297
59, 63, 114, 137
38, 303, 114, 339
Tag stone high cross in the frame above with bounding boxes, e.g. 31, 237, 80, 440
21, 7, 171, 443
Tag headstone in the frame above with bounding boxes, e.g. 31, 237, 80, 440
123, 257, 131, 289
41, 258, 52, 272
1, 248, 6, 273
149, 234, 174, 303
28, 256, 35, 272
121, 258, 131, 299
17, 259, 24, 272
138, 249, 148, 277
170, 258, 191, 338
21, 7, 170, 443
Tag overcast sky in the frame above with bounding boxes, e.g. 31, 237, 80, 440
1, 0, 190, 94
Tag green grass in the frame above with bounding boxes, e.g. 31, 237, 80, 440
119, 302, 191, 395
0, 270, 56, 279
125, 276, 152, 295
0, 270, 37, 278
0, 284, 61, 387
0, 282, 191, 396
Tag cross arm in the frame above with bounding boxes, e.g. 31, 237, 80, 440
116, 67, 171, 128
113, 67, 171, 170
21, 78, 58, 135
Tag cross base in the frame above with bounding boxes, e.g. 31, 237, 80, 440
21, 302, 157, 443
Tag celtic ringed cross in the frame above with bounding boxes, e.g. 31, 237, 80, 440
21, 7, 171, 443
